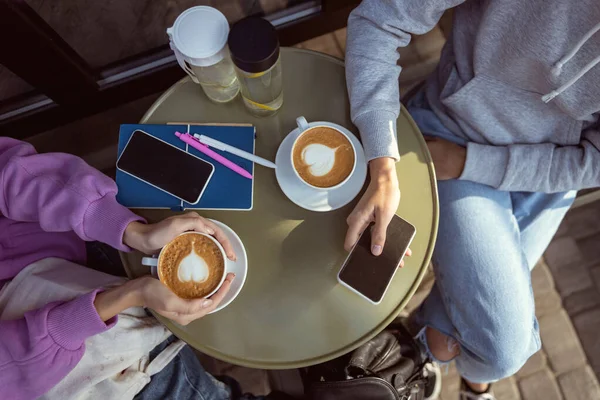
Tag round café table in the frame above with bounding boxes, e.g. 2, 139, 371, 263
120, 47, 438, 369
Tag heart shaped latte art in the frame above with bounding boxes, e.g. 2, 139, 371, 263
301, 143, 338, 177
177, 250, 210, 283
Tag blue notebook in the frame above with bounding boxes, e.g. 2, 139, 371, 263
116, 123, 255, 211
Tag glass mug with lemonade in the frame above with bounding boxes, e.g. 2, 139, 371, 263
167, 6, 240, 103
228, 17, 284, 117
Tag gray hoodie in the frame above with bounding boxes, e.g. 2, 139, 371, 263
346, 0, 600, 193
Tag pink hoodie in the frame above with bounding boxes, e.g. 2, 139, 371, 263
0, 137, 143, 399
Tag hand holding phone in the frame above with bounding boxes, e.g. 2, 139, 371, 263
338, 215, 416, 304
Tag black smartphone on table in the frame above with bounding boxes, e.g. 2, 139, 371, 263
338, 215, 416, 304
116, 130, 214, 204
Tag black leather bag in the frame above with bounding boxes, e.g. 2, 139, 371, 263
304, 323, 430, 400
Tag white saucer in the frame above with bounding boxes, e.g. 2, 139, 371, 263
207, 219, 248, 313
275, 126, 367, 212
149, 220, 248, 313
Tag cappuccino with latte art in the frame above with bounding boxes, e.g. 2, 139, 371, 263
157, 233, 226, 299
292, 126, 356, 188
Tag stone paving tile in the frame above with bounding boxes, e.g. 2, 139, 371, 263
550, 262, 593, 297
562, 204, 600, 240
518, 368, 564, 400
557, 365, 600, 400
517, 350, 548, 379
572, 209, 600, 232
439, 379, 460, 400
539, 310, 587, 375
439, 362, 460, 400
535, 289, 563, 319
494, 376, 521, 400
554, 220, 571, 238
563, 288, 600, 317
532, 260, 556, 293
577, 233, 600, 268
590, 266, 600, 292
572, 309, 600, 380
544, 236, 593, 300
544, 237, 584, 271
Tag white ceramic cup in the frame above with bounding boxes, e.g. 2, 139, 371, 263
141, 232, 227, 299
290, 116, 357, 191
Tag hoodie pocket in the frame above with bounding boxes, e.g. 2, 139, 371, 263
441, 74, 581, 146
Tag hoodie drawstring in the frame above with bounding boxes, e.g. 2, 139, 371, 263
542, 22, 600, 103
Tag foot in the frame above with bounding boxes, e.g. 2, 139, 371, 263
459, 379, 495, 400
423, 362, 442, 400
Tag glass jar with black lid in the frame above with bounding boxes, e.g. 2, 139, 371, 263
228, 17, 283, 117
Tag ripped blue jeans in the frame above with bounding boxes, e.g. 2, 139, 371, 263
407, 91, 575, 383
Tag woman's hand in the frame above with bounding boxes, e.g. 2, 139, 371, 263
123, 212, 236, 260
133, 274, 235, 325
345, 158, 400, 256
425, 136, 467, 180
94, 274, 235, 325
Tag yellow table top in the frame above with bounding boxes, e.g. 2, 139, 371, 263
120, 47, 438, 369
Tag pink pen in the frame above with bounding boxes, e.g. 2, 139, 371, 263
174, 132, 253, 180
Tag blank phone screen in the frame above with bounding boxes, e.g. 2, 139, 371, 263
116, 130, 214, 204
339, 215, 416, 303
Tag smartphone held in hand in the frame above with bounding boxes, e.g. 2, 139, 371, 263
338, 215, 416, 304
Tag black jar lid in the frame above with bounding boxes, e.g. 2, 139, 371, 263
228, 16, 280, 74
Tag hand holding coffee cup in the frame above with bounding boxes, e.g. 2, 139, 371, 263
131, 273, 234, 325
124, 212, 236, 260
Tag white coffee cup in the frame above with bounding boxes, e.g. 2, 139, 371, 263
142, 232, 227, 299
291, 116, 357, 191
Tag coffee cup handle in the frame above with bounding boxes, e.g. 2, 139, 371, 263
296, 116, 309, 132
141, 257, 158, 267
